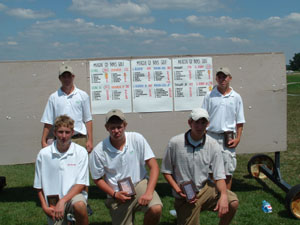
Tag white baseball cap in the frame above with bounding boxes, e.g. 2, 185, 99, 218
59, 65, 73, 76
216, 67, 231, 77
189, 108, 209, 121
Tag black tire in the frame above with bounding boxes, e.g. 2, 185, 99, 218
247, 154, 275, 179
285, 184, 300, 219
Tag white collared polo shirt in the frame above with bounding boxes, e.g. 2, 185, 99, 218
41, 87, 92, 135
33, 142, 89, 205
89, 132, 155, 192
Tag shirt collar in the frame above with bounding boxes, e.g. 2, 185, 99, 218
184, 130, 206, 148
51, 141, 75, 157
59, 86, 78, 97
103, 132, 127, 154
214, 86, 233, 97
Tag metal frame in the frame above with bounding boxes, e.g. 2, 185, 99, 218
259, 152, 291, 193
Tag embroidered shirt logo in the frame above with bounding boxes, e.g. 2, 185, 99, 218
67, 163, 76, 166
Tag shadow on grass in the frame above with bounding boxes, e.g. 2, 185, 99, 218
87, 185, 107, 200
254, 178, 285, 202
230, 178, 261, 192
156, 182, 173, 197
278, 209, 298, 220
90, 222, 111, 225
0, 186, 39, 204
89, 220, 176, 225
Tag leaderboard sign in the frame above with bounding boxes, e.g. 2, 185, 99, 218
89, 57, 213, 114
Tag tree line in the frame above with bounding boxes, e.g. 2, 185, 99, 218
287, 53, 300, 71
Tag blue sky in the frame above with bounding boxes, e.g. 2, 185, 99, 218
0, 0, 299, 64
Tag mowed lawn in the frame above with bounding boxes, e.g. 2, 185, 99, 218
0, 73, 300, 225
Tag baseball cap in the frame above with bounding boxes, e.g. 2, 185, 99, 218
216, 67, 231, 77
59, 65, 73, 76
105, 109, 126, 123
189, 108, 209, 121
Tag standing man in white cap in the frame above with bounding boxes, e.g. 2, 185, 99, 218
202, 67, 245, 190
40, 64, 93, 214
41, 64, 93, 152
89, 109, 162, 225
161, 108, 238, 225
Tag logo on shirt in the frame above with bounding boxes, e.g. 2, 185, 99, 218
67, 163, 76, 167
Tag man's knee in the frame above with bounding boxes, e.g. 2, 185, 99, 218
229, 200, 239, 211
73, 201, 87, 216
148, 204, 162, 216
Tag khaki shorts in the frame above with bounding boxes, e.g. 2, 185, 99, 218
47, 194, 87, 225
72, 135, 87, 148
105, 179, 163, 225
174, 181, 238, 225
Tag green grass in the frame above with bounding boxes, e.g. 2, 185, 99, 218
287, 72, 300, 95
1, 74, 300, 224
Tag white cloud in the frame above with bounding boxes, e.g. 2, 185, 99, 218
211, 36, 250, 44
7, 41, 18, 46
20, 19, 167, 40
186, 15, 256, 30
7, 8, 54, 19
143, 39, 154, 44
130, 26, 167, 36
141, 0, 222, 11
70, 0, 153, 23
0, 3, 7, 11
229, 37, 250, 44
0, 41, 18, 46
52, 42, 61, 48
170, 33, 204, 39
183, 13, 300, 37
286, 12, 300, 22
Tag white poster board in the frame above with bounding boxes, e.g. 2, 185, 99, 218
131, 58, 173, 112
89, 60, 131, 114
173, 57, 213, 111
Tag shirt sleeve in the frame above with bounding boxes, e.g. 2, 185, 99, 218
201, 92, 209, 111
76, 148, 90, 186
82, 92, 92, 123
161, 141, 173, 174
236, 95, 246, 124
89, 146, 105, 180
40, 95, 55, 125
33, 153, 42, 189
211, 144, 226, 180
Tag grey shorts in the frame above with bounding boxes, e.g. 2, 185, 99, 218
207, 132, 237, 176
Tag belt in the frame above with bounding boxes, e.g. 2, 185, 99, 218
72, 133, 86, 138
207, 131, 234, 135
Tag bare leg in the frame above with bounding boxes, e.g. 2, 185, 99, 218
225, 176, 232, 190
143, 204, 162, 225
219, 200, 238, 225
73, 201, 88, 225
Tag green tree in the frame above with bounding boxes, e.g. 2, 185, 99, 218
289, 53, 300, 71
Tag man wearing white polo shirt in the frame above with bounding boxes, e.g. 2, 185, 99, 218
41, 64, 93, 153
89, 109, 162, 225
34, 115, 89, 225
202, 67, 245, 190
